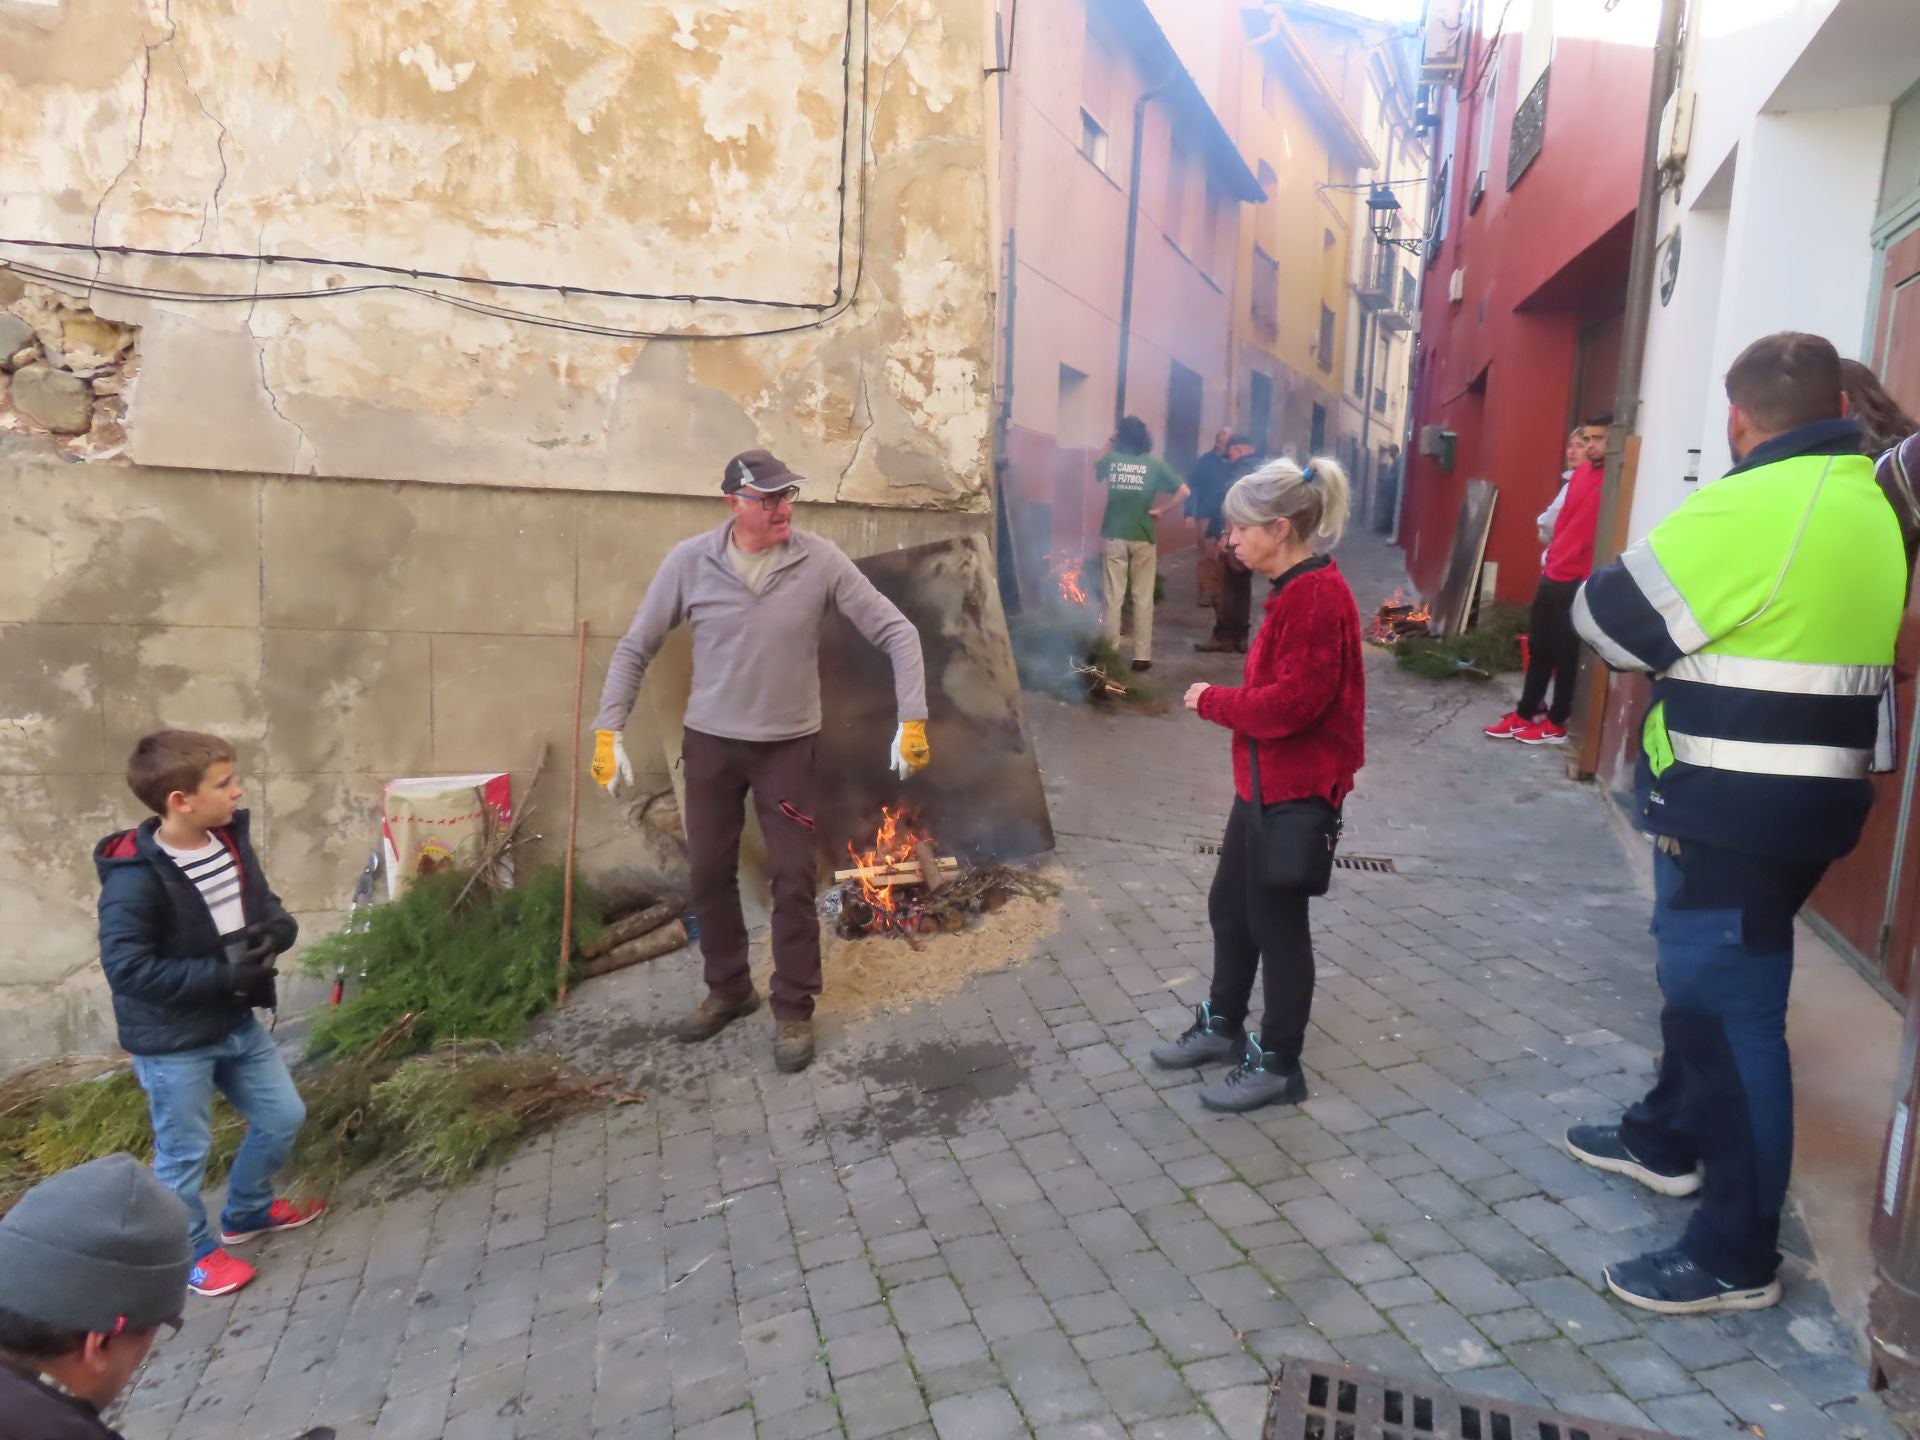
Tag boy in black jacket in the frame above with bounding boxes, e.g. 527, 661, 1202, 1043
95, 731, 324, 1300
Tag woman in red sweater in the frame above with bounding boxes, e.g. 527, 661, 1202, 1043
1149, 455, 1366, 1111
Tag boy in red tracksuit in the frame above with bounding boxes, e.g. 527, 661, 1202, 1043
1486, 416, 1610, 745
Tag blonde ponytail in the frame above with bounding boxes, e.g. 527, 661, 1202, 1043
1221, 453, 1352, 548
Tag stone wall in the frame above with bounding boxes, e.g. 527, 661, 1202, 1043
0, 456, 987, 1062
0, 0, 994, 505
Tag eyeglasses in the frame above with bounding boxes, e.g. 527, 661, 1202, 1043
748, 488, 799, 512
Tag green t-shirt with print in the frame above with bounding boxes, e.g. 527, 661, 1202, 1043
1097, 451, 1183, 542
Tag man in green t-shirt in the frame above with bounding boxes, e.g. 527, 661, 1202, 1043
1097, 416, 1189, 671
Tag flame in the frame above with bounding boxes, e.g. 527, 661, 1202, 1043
1048, 551, 1089, 606
846, 805, 934, 927
1367, 589, 1432, 644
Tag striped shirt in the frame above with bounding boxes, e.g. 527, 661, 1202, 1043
156, 835, 246, 938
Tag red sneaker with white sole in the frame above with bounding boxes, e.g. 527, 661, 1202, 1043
1515, 719, 1568, 745
1483, 711, 1529, 739
188, 1248, 257, 1298
219, 1196, 327, 1246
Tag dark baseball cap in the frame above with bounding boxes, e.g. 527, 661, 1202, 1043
722, 450, 805, 496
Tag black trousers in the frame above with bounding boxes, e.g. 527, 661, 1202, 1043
1518, 577, 1582, 725
1206, 799, 1316, 1067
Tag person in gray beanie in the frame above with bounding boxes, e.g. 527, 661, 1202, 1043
0, 1153, 192, 1440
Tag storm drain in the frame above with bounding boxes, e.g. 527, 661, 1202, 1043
1190, 846, 1396, 873
1262, 1361, 1678, 1440
1334, 855, 1396, 874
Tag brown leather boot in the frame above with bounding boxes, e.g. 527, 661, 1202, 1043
675, 990, 762, 1043
773, 1019, 815, 1073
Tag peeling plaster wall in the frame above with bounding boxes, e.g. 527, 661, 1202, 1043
0, 457, 988, 1063
0, 0, 994, 504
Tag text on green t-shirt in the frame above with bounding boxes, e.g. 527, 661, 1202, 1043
1098, 452, 1183, 542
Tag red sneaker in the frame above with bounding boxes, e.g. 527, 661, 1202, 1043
1483, 711, 1528, 738
220, 1197, 327, 1246
1515, 719, 1568, 745
188, 1248, 257, 1297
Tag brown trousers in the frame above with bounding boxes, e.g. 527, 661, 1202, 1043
681, 728, 822, 1021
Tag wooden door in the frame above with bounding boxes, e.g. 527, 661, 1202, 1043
1808, 228, 1920, 994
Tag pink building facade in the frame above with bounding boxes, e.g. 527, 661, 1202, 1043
994, 0, 1263, 594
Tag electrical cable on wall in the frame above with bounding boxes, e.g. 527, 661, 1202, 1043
0, 0, 873, 341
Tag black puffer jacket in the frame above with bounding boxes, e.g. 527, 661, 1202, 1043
93, 810, 297, 1056
0, 1358, 125, 1439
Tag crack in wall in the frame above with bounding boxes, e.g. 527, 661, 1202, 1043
249, 323, 316, 474
838, 371, 877, 500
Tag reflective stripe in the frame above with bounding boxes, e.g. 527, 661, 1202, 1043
1668, 731, 1872, 780
1571, 583, 1645, 671
1663, 654, 1892, 697
1623, 542, 1710, 654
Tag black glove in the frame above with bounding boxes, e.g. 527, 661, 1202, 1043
223, 959, 278, 1009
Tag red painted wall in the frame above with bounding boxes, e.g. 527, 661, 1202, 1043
1402, 27, 1652, 603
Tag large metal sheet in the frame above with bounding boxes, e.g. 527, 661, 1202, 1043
817, 534, 1055, 867
1431, 478, 1497, 638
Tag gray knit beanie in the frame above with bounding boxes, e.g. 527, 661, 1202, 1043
0, 1153, 191, 1333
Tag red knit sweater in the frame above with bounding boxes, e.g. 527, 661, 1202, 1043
1196, 557, 1366, 806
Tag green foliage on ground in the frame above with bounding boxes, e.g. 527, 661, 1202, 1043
0, 864, 620, 1214
302, 864, 602, 1062
1393, 600, 1528, 682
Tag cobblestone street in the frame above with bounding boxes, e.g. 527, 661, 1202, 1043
115, 536, 1899, 1440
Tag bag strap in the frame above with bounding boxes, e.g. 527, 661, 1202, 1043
1247, 737, 1262, 811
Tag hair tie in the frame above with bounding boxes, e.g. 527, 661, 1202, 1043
1303, 463, 1317, 483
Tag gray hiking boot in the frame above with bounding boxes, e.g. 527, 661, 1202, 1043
1199, 1035, 1308, 1113
676, 989, 762, 1043
1150, 1003, 1243, 1069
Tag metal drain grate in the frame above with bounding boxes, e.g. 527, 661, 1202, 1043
1263, 1361, 1677, 1440
1334, 855, 1396, 873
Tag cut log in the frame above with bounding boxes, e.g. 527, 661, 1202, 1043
579, 919, 689, 979
832, 857, 959, 885
912, 841, 949, 893
581, 902, 675, 959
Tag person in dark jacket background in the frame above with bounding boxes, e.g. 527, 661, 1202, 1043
0, 1154, 192, 1440
1190, 433, 1259, 653
95, 730, 324, 1302
1148, 455, 1366, 1112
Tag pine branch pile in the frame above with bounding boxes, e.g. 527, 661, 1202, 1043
1392, 600, 1528, 681
303, 863, 603, 1062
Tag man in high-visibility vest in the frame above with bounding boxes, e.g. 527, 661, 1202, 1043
1569, 332, 1905, 1315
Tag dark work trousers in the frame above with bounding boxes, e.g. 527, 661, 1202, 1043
1618, 841, 1828, 1286
1206, 798, 1318, 1068
1213, 556, 1253, 646
1517, 577, 1582, 725
681, 727, 822, 1022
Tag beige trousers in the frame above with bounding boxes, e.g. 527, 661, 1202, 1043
1102, 538, 1158, 661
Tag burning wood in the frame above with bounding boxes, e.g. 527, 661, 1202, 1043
832, 805, 1052, 940
1368, 588, 1433, 645
832, 857, 961, 886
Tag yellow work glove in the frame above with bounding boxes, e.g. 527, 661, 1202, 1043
890, 720, 931, 779
591, 729, 633, 796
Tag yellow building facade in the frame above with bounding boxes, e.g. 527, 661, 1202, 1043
1224, 5, 1375, 461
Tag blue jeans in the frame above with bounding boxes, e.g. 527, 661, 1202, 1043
132, 1016, 307, 1259
1618, 843, 1825, 1287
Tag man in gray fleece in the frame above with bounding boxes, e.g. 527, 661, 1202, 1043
592, 449, 930, 1072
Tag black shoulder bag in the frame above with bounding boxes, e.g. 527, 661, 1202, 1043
1245, 743, 1342, 896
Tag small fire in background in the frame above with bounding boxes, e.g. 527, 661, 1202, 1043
1369, 588, 1433, 645
1049, 551, 1092, 608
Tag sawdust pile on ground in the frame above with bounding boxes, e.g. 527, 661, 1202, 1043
751, 868, 1065, 1018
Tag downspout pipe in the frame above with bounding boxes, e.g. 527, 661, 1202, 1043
1569, 0, 1686, 776
1115, 82, 1167, 427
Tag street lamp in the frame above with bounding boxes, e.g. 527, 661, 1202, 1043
1367, 185, 1429, 256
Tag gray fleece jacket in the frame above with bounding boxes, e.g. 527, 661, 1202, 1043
594, 522, 928, 743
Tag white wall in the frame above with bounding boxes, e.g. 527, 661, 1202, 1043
1681, 0, 1843, 214
1689, 106, 1890, 483
1627, 208, 1730, 539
